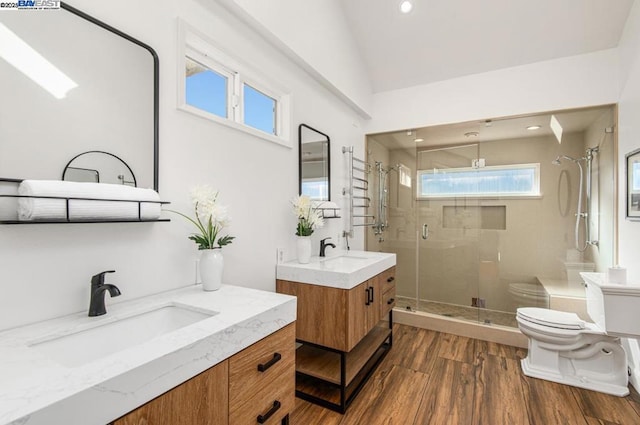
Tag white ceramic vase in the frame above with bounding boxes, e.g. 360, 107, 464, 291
200, 249, 223, 291
297, 236, 312, 264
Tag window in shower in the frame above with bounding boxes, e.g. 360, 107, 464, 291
417, 163, 540, 198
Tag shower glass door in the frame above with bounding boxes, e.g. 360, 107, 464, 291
415, 143, 483, 322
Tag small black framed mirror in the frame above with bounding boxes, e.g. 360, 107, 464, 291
626, 148, 640, 220
62, 151, 137, 186
299, 124, 330, 201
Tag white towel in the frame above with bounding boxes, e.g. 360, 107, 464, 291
18, 180, 161, 221
312, 201, 341, 218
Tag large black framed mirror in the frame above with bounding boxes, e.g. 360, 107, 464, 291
299, 124, 330, 201
0, 2, 159, 190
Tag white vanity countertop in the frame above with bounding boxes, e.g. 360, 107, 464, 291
276, 250, 396, 289
0, 285, 296, 425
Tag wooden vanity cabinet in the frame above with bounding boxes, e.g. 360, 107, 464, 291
229, 323, 295, 425
276, 277, 384, 352
276, 266, 396, 413
112, 323, 295, 425
379, 266, 397, 318
113, 360, 229, 425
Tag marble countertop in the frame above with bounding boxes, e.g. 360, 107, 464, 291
0, 285, 296, 425
276, 250, 396, 289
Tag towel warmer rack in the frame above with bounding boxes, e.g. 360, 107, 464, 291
342, 146, 373, 237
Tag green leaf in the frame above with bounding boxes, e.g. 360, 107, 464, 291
217, 235, 235, 247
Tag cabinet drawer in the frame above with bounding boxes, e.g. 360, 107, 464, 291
229, 323, 295, 424
229, 365, 294, 425
378, 266, 396, 293
380, 286, 396, 318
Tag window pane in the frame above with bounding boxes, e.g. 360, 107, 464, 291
419, 165, 539, 197
185, 57, 227, 118
243, 84, 276, 135
301, 180, 328, 200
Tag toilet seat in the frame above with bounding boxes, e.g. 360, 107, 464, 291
517, 307, 584, 330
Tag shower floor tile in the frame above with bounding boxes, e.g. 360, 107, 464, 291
396, 296, 518, 328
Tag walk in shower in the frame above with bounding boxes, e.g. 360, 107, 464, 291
365, 105, 617, 329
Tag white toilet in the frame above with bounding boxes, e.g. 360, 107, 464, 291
517, 272, 640, 396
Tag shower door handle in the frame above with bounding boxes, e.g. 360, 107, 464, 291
422, 223, 429, 240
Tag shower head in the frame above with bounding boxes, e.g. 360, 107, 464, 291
552, 155, 579, 165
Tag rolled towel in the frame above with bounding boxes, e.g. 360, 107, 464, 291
18, 180, 161, 221
312, 200, 341, 218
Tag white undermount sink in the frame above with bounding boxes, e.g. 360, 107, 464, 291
29, 304, 217, 367
320, 255, 371, 268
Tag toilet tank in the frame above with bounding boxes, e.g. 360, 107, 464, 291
582, 272, 640, 337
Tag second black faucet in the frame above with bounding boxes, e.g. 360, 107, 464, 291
319, 237, 336, 257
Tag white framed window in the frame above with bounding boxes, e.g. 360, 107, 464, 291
177, 20, 291, 148
417, 163, 541, 199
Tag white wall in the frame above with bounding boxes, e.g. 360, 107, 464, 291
209, 0, 373, 118
367, 49, 620, 135
616, 0, 640, 393
0, 0, 365, 331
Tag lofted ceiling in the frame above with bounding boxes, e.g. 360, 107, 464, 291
340, 0, 634, 93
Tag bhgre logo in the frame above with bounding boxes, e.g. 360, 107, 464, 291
0, 0, 61, 10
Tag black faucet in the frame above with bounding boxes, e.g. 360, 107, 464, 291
319, 237, 336, 257
89, 270, 121, 317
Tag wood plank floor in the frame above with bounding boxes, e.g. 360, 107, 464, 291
290, 324, 640, 425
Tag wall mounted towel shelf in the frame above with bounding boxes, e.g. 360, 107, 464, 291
0, 178, 170, 224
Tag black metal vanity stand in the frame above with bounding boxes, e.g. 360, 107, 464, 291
294, 311, 393, 414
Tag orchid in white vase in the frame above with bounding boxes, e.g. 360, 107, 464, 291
169, 185, 234, 249
291, 195, 323, 264
167, 185, 234, 291
291, 195, 324, 236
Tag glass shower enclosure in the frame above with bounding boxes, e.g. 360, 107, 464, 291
366, 106, 616, 329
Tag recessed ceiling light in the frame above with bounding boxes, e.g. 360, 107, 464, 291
464, 131, 479, 138
399, 1, 413, 13
414, 138, 424, 143
527, 125, 541, 131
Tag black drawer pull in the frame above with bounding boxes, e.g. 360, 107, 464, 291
387, 276, 395, 283
257, 352, 282, 372
387, 298, 395, 305
257, 400, 281, 423
365, 287, 371, 305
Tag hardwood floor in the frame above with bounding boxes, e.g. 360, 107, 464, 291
291, 324, 640, 425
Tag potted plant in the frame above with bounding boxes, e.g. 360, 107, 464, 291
168, 185, 234, 291
291, 195, 324, 263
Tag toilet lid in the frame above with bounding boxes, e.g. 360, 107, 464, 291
517, 307, 585, 330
